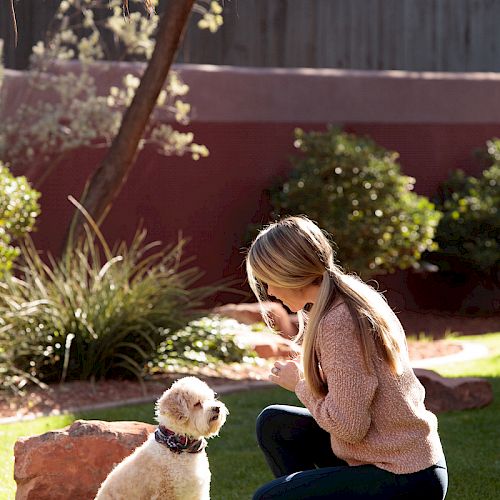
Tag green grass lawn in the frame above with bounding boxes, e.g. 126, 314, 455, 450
1, 332, 499, 500
430, 333, 500, 500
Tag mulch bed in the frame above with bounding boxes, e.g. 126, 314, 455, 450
0, 339, 462, 421
397, 309, 499, 339
407, 338, 462, 360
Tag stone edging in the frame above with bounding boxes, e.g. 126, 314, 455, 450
0, 380, 273, 425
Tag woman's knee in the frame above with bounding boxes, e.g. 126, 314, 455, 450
255, 405, 286, 445
252, 476, 289, 500
252, 483, 268, 500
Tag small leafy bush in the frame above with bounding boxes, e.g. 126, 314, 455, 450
0, 163, 40, 277
0, 220, 218, 393
149, 315, 257, 371
267, 127, 442, 278
428, 140, 500, 278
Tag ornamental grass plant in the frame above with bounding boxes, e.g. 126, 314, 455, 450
0, 211, 218, 393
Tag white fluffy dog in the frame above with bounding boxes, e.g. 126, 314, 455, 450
95, 376, 228, 500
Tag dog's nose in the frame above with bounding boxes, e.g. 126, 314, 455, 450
212, 406, 220, 414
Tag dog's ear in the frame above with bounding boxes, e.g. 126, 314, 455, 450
161, 389, 190, 422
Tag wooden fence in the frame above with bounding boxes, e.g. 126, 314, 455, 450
2, 0, 500, 71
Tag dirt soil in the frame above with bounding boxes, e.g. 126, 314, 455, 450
0, 339, 463, 421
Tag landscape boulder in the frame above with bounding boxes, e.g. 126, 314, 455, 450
14, 419, 154, 500
235, 328, 297, 358
213, 301, 298, 339
414, 368, 494, 413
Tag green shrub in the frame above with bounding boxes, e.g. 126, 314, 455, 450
0, 163, 40, 277
428, 141, 499, 278
149, 315, 258, 372
267, 127, 442, 278
0, 221, 218, 393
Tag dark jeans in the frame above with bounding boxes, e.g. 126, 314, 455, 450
254, 405, 448, 499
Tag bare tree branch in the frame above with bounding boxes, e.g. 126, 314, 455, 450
123, 0, 155, 15
9, 0, 18, 46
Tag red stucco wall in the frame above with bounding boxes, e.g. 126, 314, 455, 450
3, 64, 499, 312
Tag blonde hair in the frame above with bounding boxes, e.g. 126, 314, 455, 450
246, 215, 403, 398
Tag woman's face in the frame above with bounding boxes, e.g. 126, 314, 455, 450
266, 283, 317, 312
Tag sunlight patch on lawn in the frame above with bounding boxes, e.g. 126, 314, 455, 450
0, 415, 75, 500
434, 332, 500, 378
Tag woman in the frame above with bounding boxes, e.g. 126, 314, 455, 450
245, 216, 448, 499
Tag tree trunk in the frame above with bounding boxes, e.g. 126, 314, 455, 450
65, 0, 195, 249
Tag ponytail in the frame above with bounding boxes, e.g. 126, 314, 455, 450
300, 271, 336, 397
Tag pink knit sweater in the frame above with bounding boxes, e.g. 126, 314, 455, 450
295, 298, 444, 474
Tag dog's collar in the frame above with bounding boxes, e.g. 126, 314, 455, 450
154, 425, 207, 454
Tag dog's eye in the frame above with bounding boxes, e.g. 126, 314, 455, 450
194, 401, 202, 408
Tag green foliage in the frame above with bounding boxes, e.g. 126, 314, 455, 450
268, 127, 442, 277
150, 315, 257, 371
0, 163, 40, 277
429, 142, 500, 277
0, 222, 217, 392
0, 0, 212, 180
38, 0, 223, 63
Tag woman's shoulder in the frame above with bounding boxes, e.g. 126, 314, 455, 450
318, 295, 357, 342
316, 296, 368, 367
320, 295, 354, 327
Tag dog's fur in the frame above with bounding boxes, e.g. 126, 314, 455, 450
95, 376, 228, 500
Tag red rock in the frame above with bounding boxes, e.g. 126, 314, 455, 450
233, 327, 297, 359
213, 302, 298, 339
14, 420, 155, 500
254, 343, 287, 359
414, 368, 494, 413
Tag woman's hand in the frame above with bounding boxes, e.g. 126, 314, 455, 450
269, 360, 302, 392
